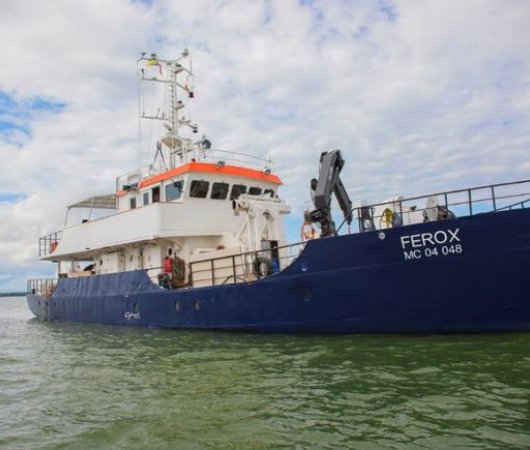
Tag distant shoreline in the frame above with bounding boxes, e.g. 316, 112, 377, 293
0, 293, 26, 297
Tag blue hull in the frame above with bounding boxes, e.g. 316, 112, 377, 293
28, 208, 530, 333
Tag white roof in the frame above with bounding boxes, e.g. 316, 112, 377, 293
67, 194, 117, 210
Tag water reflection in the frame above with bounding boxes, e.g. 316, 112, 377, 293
0, 297, 529, 449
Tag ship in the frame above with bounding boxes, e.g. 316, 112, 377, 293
27, 50, 530, 333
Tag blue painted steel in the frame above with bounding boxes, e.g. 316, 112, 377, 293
27, 208, 530, 333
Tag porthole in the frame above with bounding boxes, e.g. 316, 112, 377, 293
175, 301, 180, 312
194, 300, 200, 311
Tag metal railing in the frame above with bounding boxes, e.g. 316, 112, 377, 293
38, 231, 62, 257
116, 148, 275, 192
339, 179, 530, 234
496, 198, 530, 211
28, 241, 305, 295
27, 278, 58, 297
188, 242, 304, 288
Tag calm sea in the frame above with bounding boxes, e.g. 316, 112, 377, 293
0, 296, 529, 449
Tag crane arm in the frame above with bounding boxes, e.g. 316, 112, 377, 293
305, 149, 353, 238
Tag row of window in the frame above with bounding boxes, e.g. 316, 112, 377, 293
189, 181, 273, 201
129, 180, 273, 209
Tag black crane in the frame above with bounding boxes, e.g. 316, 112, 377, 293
304, 149, 353, 238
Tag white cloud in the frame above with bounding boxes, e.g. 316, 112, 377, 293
1, 0, 530, 289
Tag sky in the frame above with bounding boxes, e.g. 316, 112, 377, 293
0, 0, 529, 290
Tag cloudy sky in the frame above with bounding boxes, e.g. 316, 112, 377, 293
1, 0, 529, 290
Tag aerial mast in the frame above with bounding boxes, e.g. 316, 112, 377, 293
137, 49, 201, 172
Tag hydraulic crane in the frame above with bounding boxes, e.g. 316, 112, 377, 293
304, 149, 353, 238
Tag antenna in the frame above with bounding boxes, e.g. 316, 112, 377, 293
137, 50, 200, 170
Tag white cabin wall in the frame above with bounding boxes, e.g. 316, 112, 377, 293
118, 195, 125, 211
48, 170, 284, 262
96, 252, 122, 274
54, 202, 242, 257
58, 260, 70, 277
124, 247, 142, 271
143, 244, 164, 282
118, 251, 126, 272
174, 236, 224, 259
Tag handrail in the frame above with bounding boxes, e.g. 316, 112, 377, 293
203, 148, 274, 171
187, 241, 304, 288
337, 179, 530, 234
27, 239, 303, 295
27, 278, 58, 297
496, 197, 530, 211
142, 242, 304, 290
38, 231, 62, 257
116, 148, 275, 192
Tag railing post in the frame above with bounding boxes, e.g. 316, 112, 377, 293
232, 255, 237, 284
468, 189, 473, 216
491, 185, 497, 211
210, 259, 215, 286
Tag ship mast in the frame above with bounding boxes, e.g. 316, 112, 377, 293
137, 50, 206, 172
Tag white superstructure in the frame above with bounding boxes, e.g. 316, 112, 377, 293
39, 50, 291, 285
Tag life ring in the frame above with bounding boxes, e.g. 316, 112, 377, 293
380, 208, 394, 229
254, 256, 274, 279
49, 241, 58, 253
301, 221, 316, 242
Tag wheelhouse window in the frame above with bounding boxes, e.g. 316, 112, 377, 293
190, 180, 209, 198
166, 180, 184, 201
230, 184, 247, 200
264, 189, 274, 197
211, 182, 229, 200
249, 186, 262, 195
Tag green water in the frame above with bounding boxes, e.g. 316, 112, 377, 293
0, 297, 529, 449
